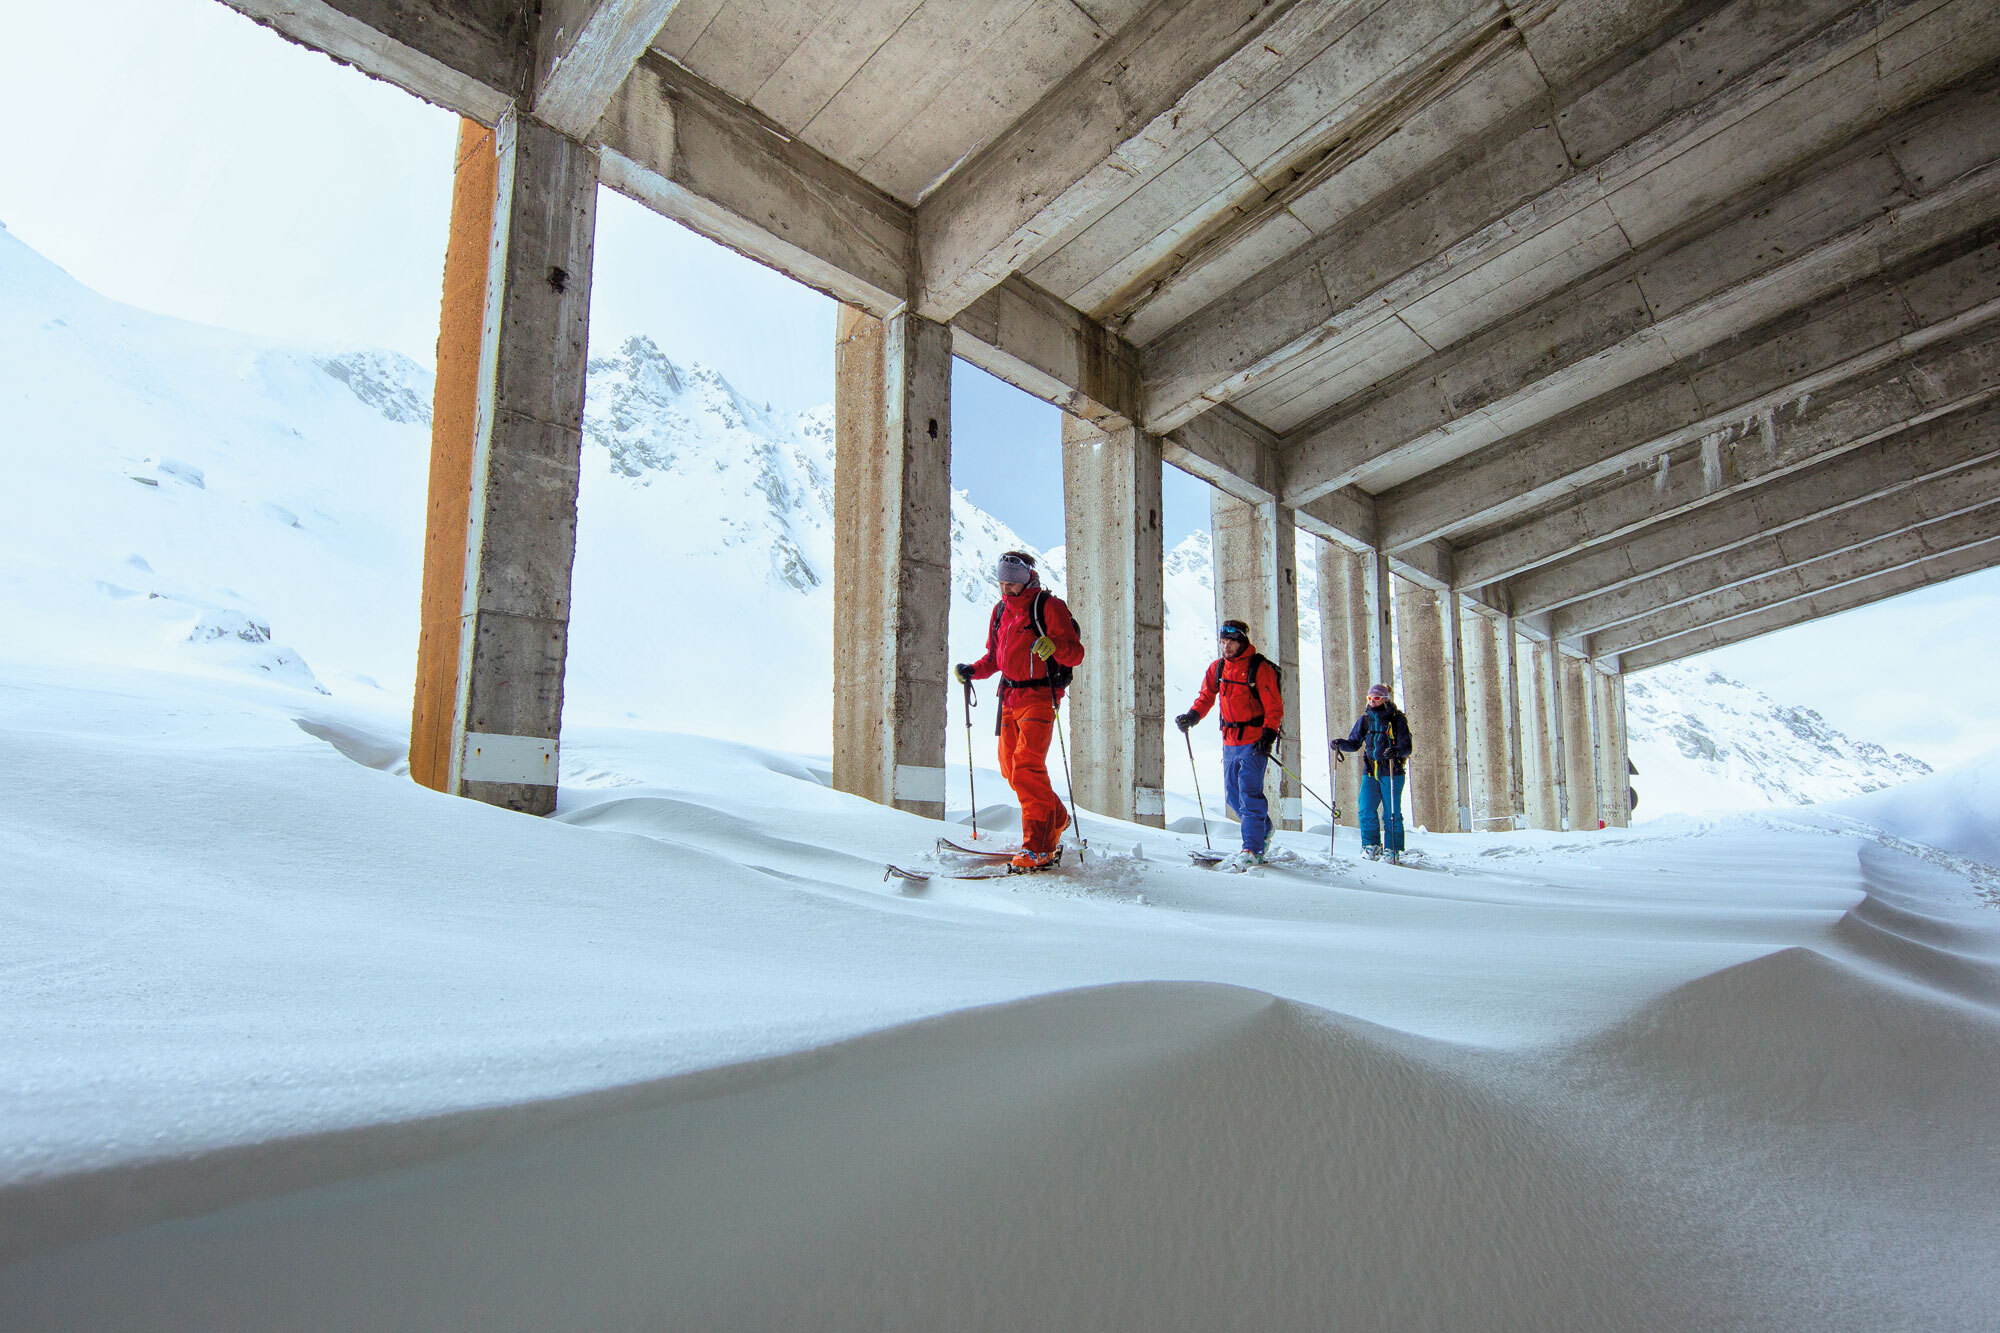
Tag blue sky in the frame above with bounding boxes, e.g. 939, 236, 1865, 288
2, 0, 1995, 768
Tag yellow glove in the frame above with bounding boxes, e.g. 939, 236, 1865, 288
1031, 635, 1057, 661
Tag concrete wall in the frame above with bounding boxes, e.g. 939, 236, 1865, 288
1062, 417, 1166, 826
832, 304, 953, 819
1210, 492, 1302, 830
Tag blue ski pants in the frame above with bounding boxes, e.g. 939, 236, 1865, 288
1222, 743, 1271, 854
1359, 770, 1405, 852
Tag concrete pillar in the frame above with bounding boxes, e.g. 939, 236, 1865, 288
1393, 577, 1461, 833
1210, 492, 1302, 831
1461, 610, 1512, 831
1592, 667, 1632, 828
412, 111, 598, 816
1316, 540, 1371, 828
412, 119, 497, 795
1062, 416, 1165, 826
1446, 593, 1474, 833
1370, 550, 1396, 690
1556, 651, 1599, 830
1520, 639, 1562, 830
1500, 616, 1527, 827
832, 304, 952, 818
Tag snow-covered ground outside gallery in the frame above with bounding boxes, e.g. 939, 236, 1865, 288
1, 224, 1997, 1327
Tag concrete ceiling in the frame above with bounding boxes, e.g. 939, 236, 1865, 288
216, 0, 2000, 667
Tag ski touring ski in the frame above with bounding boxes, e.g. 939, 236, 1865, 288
884, 863, 1017, 884
936, 837, 1019, 860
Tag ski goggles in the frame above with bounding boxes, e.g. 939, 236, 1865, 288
1217, 625, 1249, 642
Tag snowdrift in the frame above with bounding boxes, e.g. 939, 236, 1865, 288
2, 667, 1997, 1329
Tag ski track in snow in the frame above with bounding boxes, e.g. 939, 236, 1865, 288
1, 664, 1997, 1330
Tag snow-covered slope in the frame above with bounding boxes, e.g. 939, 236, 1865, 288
1626, 661, 1931, 816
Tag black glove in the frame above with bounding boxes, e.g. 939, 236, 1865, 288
1174, 711, 1197, 733
1255, 730, 1278, 759
954, 663, 974, 686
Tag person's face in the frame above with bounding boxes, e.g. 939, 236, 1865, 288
1000, 579, 1029, 597
1368, 692, 1388, 707
1219, 636, 1247, 659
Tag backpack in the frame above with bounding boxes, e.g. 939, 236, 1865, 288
991, 588, 1077, 692
1205, 653, 1280, 739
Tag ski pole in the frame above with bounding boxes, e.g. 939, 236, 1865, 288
1272, 750, 1338, 820
1185, 727, 1211, 851
1048, 675, 1085, 864
962, 677, 979, 841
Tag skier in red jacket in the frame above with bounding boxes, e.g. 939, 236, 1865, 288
1176, 619, 1285, 870
955, 551, 1086, 871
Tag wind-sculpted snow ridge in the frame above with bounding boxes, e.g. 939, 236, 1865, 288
3, 667, 1998, 1328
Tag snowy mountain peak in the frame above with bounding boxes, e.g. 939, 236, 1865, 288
1626, 662, 1930, 811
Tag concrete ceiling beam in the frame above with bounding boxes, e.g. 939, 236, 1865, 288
1375, 237, 2000, 550
215, 0, 527, 122
950, 277, 1142, 431
532, 0, 683, 140
1508, 403, 2000, 616
1451, 343, 2000, 588
1162, 404, 1282, 506
1588, 501, 2000, 657
1139, 0, 2000, 433
598, 55, 914, 314
915, 0, 1321, 322
1279, 80, 2000, 503
1621, 534, 2000, 671
1552, 461, 2000, 639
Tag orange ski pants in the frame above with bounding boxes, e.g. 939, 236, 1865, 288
999, 694, 1069, 853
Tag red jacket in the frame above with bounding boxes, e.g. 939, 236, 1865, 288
967, 583, 1085, 705
1186, 644, 1284, 746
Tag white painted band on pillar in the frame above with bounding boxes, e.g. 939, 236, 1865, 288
1281, 797, 1304, 820
893, 764, 947, 803
461, 732, 558, 786
1134, 787, 1165, 816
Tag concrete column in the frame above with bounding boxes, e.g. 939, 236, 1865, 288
1446, 593, 1473, 833
413, 111, 598, 816
1062, 416, 1165, 826
1500, 616, 1526, 827
832, 305, 952, 818
1520, 639, 1562, 830
1316, 540, 1371, 828
412, 119, 497, 795
1556, 651, 1599, 830
1393, 577, 1460, 833
1461, 610, 1512, 831
1370, 550, 1396, 690
1592, 667, 1632, 828
1210, 492, 1302, 831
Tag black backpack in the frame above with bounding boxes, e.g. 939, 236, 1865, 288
991, 588, 1077, 691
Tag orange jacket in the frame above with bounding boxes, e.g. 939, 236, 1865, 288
1186, 645, 1284, 746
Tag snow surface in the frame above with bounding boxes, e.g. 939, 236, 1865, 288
5, 220, 1998, 1330
1, 664, 1996, 1329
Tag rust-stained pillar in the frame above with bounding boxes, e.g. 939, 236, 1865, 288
411, 112, 598, 815
1211, 492, 1302, 831
1394, 578, 1462, 833
412, 119, 497, 794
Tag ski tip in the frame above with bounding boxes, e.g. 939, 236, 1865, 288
884, 864, 931, 884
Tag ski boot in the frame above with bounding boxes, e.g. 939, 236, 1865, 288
1010, 848, 1061, 874
1216, 849, 1265, 873
1384, 849, 1402, 866
1363, 845, 1382, 862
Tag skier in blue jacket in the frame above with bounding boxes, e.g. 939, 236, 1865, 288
1332, 682, 1413, 863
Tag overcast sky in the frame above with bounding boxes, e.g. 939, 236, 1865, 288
3, 0, 1994, 769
